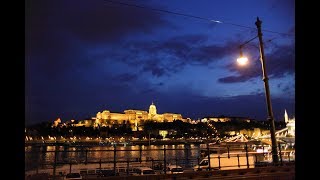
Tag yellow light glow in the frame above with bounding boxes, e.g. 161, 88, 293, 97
237, 56, 248, 66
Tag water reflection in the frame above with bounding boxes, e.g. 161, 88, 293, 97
25, 144, 202, 171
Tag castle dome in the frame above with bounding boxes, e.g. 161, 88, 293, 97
149, 102, 157, 115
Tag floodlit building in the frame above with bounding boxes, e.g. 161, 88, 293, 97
83, 102, 185, 131
284, 110, 295, 137
52, 118, 61, 127
201, 116, 251, 123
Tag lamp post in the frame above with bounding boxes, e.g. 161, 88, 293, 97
237, 17, 279, 164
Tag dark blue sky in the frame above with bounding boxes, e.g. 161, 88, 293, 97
25, 0, 295, 125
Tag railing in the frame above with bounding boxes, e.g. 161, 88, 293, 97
25, 142, 295, 179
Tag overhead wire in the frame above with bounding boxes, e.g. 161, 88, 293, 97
104, 0, 294, 37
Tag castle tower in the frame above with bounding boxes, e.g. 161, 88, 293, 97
284, 110, 295, 137
148, 101, 157, 120
284, 109, 289, 123
149, 101, 157, 115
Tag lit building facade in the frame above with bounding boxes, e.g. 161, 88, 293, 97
201, 116, 251, 123
92, 102, 184, 130
284, 110, 295, 137
52, 118, 61, 127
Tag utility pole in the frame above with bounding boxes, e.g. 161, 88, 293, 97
255, 17, 279, 164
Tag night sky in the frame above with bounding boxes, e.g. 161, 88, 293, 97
25, 0, 295, 125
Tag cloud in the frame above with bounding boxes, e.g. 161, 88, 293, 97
218, 75, 255, 83
25, 0, 170, 78
28, 0, 271, 81
153, 36, 239, 65
280, 82, 295, 97
110, 35, 241, 78
26, 0, 169, 43
266, 44, 295, 77
142, 60, 167, 77
25, 0, 295, 126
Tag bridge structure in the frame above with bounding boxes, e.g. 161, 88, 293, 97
257, 127, 294, 145
221, 127, 294, 145
224, 134, 249, 142
222, 110, 295, 149
257, 110, 295, 146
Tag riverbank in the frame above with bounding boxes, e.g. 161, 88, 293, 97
25, 139, 215, 147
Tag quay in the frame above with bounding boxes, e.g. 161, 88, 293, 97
26, 164, 295, 180
26, 141, 295, 179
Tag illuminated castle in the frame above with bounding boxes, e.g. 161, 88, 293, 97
91, 102, 184, 131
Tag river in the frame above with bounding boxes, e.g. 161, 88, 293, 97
25, 144, 205, 172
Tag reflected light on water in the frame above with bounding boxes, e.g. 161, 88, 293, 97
26, 144, 200, 171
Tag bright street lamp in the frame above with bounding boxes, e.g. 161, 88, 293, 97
236, 49, 248, 66
237, 17, 279, 164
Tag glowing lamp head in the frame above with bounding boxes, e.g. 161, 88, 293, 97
237, 47, 248, 66
237, 56, 248, 66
